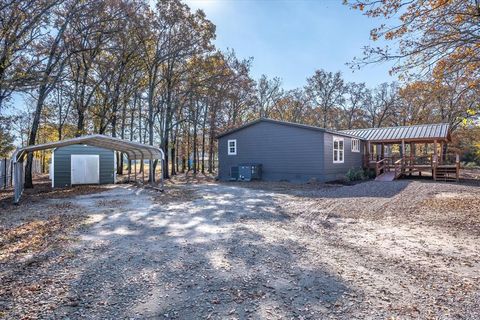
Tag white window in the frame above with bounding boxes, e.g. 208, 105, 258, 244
333, 137, 344, 163
228, 139, 237, 155
351, 138, 360, 152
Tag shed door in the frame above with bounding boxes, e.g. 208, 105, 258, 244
71, 155, 100, 185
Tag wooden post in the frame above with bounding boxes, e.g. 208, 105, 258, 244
366, 141, 371, 168
433, 140, 438, 181
408, 142, 415, 176
439, 141, 444, 165
456, 154, 460, 182
401, 140, 406, 174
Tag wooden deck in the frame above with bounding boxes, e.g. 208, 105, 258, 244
367, 156, 460, 182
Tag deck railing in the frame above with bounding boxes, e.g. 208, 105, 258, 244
367, 153, 460, 181
375, 158, 388, 176
393, 158, 403, 178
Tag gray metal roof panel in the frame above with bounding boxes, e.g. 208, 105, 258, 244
339, 123, 450, 142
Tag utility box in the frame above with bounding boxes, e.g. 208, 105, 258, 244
238, 164, 262, 181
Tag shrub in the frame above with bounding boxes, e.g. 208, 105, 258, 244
345, 168, 365, 182
365, 168, 376, 179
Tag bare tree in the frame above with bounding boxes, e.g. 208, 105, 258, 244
365, 82, 398, 128
254, 75, 283, 119
0, 0, 63, 111
342, 82, 368, 129
305, 69, 345, 128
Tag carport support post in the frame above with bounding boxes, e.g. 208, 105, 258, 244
160, 158, 164, 190
127, 158, 131, 182
134, 159, 137, 183
141, 157, 145, 184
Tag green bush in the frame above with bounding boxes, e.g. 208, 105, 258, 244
345, 168, 365, 182
365, 168, 376, 179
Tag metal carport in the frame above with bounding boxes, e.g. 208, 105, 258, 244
11, 135, 165, 204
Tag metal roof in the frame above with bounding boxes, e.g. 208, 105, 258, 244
216, 118, 361, 139
13, 134, 164, 162
340, 123, 450, 142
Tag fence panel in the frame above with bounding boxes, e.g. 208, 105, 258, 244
0, 158, 13, 189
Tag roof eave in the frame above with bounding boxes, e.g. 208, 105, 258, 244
216, 118, 365, 140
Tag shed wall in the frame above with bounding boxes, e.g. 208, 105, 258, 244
53, 145, 115, 187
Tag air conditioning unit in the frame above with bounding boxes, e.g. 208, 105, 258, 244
238, 164, 262, 181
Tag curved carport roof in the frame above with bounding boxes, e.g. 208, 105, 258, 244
12, 135, 164, 204
13, 134, 164, 161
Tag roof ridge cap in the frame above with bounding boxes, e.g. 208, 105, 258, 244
341, 123, 449, 131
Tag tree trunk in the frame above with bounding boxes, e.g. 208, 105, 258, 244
170, 126, 176, 176
193, 110, 198, 174
201, 104, 208, 174
208, 105, 217, 173
24, 88, 48, 188
76, 109, 85, 137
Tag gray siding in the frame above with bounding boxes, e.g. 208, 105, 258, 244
53, 145, 115, 187
322, 132, 364, 181
218, 121, 325, 182
218, 121, 364, 182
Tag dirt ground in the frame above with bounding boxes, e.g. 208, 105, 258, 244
0, 174, 479, 319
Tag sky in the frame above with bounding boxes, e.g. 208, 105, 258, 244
184, 0, 396, 90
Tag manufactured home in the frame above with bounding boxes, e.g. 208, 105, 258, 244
217, 118, 458, 182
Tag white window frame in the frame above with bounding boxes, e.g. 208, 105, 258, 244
351, 138, 360, 153
333, 137, 344, 164
227, 139, 237, 155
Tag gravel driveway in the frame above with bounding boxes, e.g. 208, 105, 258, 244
1, 180, 479, 319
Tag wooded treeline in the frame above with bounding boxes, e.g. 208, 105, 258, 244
1, 0, 479, 183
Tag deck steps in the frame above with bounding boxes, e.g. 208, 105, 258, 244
375, 171, 396, 181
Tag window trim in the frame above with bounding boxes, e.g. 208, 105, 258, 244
227, 139, 237, 155
351, 138, 360, 153
333, 137, 344, 164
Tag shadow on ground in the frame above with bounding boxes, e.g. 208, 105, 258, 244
21, 184, 357, 319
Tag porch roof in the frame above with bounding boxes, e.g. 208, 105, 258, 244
340, 123, 450, 143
